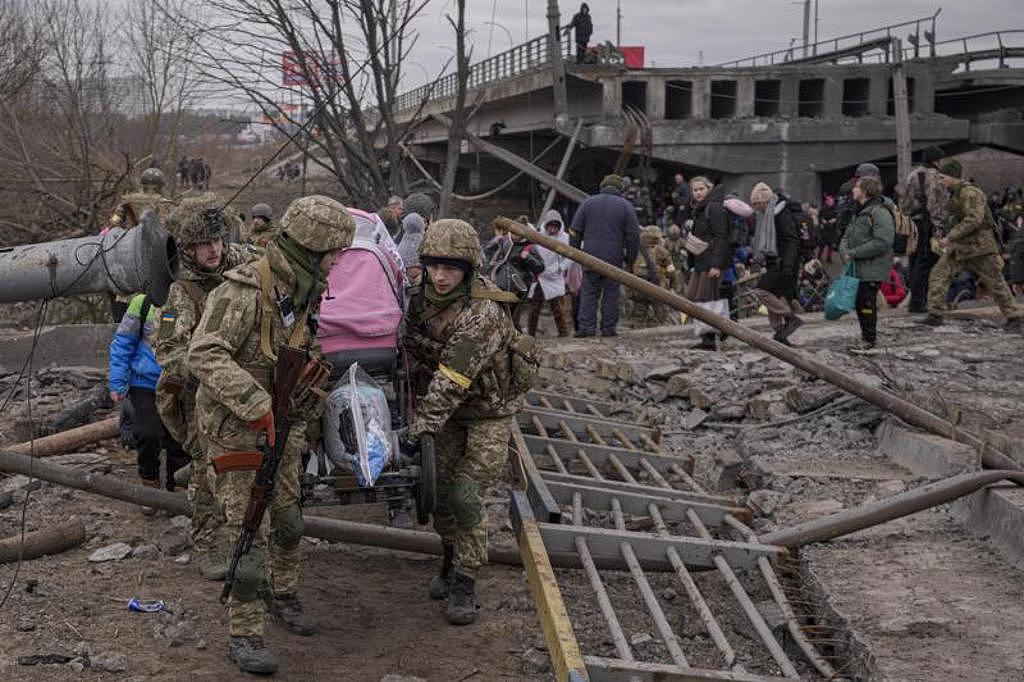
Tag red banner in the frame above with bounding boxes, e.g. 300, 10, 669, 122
619, 46, 645, 69
282, 51, 343, 86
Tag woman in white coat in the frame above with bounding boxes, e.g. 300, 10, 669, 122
526, 209, 574, 336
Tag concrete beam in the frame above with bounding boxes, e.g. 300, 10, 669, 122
875, 419, 979, 478
736, 77, 755, 118
693, 78, 712, 120
647, 76, 666, 121
823, 77, 843, 118
868, 75, 888, 117
601, 77, 622, 120
779, 78, 799, 117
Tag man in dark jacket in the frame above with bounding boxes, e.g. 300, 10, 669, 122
565, 3, 593, 64
570, 174, 640, 337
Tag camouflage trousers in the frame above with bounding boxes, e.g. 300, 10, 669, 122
157, 390, 221, 552
626, 290, 670, 328
433, 417, 511, 578
204, 421, 306, 638
927, 252, 1023, 319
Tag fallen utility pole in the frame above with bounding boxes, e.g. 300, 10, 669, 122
8, 416, 119, 457
0, 449, 522, 566
760, 469, 1024, 548
495, 216, 1019, 472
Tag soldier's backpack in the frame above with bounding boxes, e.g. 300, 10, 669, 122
469, 284, 540, 400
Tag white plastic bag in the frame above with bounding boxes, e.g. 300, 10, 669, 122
692, 299, 730, 337
321, 363, 393, 487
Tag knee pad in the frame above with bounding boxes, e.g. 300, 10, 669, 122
273, 503, 305, 550
450, 475, 484, 530
231, 548, 265, 602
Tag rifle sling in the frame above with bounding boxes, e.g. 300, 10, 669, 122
212, 451, 264, 475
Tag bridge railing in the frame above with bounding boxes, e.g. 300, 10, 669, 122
717, 11, 941, 67
913, 30, 1024, 70
394, 31, 572, 113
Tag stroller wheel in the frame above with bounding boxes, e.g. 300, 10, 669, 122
414, 435, 437, 525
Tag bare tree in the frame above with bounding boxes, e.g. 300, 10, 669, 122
124, 0, 203, 167
437, 0, 469, 217
176, 0, 431, 208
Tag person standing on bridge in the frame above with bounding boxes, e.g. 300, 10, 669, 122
565, 3, 593, 64
923, 160, 1023, 331
570, 174, 640, 337
680, 176, 731, 350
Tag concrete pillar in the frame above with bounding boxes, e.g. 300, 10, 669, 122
912, 68, 935, 114
692, 78, 712, 120
823, 76, 843, 118
648, 77, 666, 121
868, 75, 888, 116
736, 77, 755, 118
779, 78, 798, 117
602, 77, 622, 120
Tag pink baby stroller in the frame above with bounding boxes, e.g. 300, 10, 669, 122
303, 208, 436, 526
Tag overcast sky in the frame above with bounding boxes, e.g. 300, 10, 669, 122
400, 0, 1016, 86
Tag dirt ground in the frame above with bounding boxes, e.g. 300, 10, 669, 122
0, 437, 548, 681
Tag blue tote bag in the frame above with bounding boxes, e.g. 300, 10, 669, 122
824, 262, 860, 320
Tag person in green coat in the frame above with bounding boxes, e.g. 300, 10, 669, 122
839, 175, 895, 354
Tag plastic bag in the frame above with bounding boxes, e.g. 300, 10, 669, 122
321, 363, 393, 487
824, 262, 860, 320
692, 299, 730, 337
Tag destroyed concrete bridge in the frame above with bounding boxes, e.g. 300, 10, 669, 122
398, 14, 1024, 201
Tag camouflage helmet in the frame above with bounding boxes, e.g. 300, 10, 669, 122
641, 225, 662, 244
140, 167, 165, 191
279, 195, 355, 253
167, 193, 224, 246
251, 203, 273, 220
419, 218, 482, 268
666, 223, 681, 239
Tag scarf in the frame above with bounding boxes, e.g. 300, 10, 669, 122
424, 279, 468, 307
752, 195, 779, 261
270, 234, 326, 310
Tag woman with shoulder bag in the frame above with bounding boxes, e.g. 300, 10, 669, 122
680, 176, 731, 350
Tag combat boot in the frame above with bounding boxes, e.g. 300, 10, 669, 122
194, 548, 228, 581
228, 635, 278, 674
429, 544, 454, 600
446, 572, 477, 625
269, 593, 318, 636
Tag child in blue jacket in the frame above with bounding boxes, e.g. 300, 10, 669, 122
109, 293, 187, 501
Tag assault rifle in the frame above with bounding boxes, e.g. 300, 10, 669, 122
220, 345, 307, 604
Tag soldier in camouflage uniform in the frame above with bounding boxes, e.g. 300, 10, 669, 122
106, 168, 176, 320
924, 160, 1023, 331
154, 193, 255, 581
403, 219, 523, 626
187, 196, 355, 675
244, 203, 279, 247
664, 223, 687, 294
628, 225, 674, 327
897, 166, 948, 313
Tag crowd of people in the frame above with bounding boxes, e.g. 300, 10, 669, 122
99, 155, 1021, 674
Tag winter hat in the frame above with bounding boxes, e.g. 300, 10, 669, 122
937, 159, 963, 179
855, 163, 881, 178
600, 174, 625, 191
403, 192, 435, 221
749, 182, 774, 205
397, 213, 425, 268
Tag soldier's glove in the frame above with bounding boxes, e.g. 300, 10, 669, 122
247, 411, 276, 447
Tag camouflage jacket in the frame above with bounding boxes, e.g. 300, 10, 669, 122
108, 190, 175, 228
946, 182, 1000, 259
153, 245, 254, 445
897, 167, 948, 227
633, 242, 674, 288
404, 276, 518, 436
243, 221, 281, 248
186, 247, 318, 450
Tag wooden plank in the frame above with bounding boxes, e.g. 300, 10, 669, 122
537, 523, 782, 572
512, 491, 590, 682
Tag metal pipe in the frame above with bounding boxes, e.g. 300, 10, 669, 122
0, 448, 522, 565
687, 510, 800, 679
760, 469, 1024, 548
649, 504, 739, 669
0, 211, 178, 305
495, 216, 1019, 472
611, 499, 690, 668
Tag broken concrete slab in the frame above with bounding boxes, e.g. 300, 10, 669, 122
875, 419, 979, 478
954, 484, 1024, 570
665, 374, 691, 397
688, 387, 715, 410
